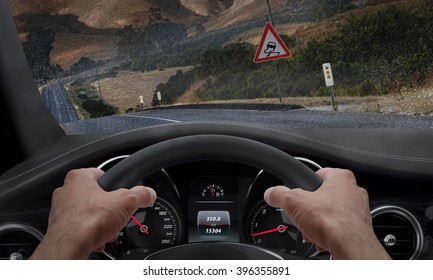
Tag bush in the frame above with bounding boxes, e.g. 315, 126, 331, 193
151, 6, 433, 105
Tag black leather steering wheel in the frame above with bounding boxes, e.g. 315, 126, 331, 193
97, 134, 323, 259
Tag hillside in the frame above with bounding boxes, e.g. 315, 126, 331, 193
229, 0, 432, 49
50, 33, 119, 68
204, 0, 289, 31
10, 0, 369, 30
180, 0, 233, 17
10, 0, 202, 28
10, 0, 426, 72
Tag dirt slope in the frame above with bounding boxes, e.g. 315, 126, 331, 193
10, 0, 201, 28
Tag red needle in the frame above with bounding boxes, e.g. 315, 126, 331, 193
130, 215, 149, 235
210, 185, 215, 197
251, 225, 288, 237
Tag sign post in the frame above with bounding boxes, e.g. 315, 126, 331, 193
322, 63, 337, 111
157, 91, 162, 106
253, 1, 292, 103
139, 95, 144, 108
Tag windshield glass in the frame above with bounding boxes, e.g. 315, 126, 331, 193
9, 0, 433, 133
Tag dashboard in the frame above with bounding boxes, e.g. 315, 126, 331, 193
98, 157, 321, 260
1, 0, 432, 261
0, 123, 432, 260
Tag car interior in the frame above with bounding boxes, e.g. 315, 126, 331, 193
0, 0, 432, 260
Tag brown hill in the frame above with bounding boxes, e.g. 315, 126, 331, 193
10, 0, 374, 31
204, 0, 289, 31
10, 0, 202, 28
180, 0, 233, 17
11, 0, 422, 70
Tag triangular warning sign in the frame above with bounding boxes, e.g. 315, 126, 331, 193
253, 22, 292, 63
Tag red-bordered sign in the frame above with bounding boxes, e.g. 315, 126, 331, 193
253, 22, 292, 63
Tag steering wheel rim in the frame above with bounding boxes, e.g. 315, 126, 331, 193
97, 134, 323, 259
98, 134, 322, 191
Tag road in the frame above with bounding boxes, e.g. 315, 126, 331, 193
41, 59, 127, 124
41, 82, 78, 124
63, 107, 433, 134
40, 60, 433, 133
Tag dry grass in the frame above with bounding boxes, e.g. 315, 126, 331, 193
173, 85, 433, 115
380, 87, 433, 115
92, 66, 193, 111
92, 65, 433, 115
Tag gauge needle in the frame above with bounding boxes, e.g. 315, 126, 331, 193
210, 185, 215, 197
131, 215, 149, 234
251, 225, 288, 237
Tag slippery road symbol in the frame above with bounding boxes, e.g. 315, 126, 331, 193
264, 41, 280, 57
253, 22, 291, 63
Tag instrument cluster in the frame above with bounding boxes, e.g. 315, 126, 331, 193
98, 157, 322, 260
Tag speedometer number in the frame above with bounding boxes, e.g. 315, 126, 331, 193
247, 201, 316, 258
104, 198, 181, 259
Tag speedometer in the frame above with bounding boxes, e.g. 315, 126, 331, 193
247, 200, 315, 258
103, 198, 182, 259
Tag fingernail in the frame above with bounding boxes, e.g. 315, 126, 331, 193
146, 187, 157, 203
263, 187, 275, 203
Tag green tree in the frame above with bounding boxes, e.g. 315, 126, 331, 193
22, 27, 62, 82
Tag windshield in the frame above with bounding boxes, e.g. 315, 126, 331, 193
9, 0, 433, 133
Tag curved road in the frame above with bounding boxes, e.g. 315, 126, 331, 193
41, 82, 78, 124
63, 108, 433, 135
40, 60, 127, 124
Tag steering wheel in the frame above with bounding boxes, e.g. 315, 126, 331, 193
97, 134, 323, 259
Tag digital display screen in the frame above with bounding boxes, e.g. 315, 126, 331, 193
188, 178, 239, 243
197, 211, 230, 237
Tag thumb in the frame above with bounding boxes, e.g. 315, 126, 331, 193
112, 186, 157, 215
264, 186, 307, 217
129, 186, 157, 209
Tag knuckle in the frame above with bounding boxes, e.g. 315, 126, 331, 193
51, 187, 63, 202
358, 187, 369, 199
65, 169, 81, 180
339, 169, 355, 179
52, 187, 61, 197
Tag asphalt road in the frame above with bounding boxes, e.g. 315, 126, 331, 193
63, 107, 433, 135
40, 76, 433, 134
41, 82, 78, 124
41, 59, 127, 124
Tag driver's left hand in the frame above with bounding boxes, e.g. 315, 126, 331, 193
30, 168, 156, 260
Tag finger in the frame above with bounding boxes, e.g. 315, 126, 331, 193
264, 186, 291, 208
316, 168, 356, 187
129, 186, 157, 208
109, 186, 156, 215
264, 186, 307, 216
316, 167, 338, 181
63, 168, 105, 185
90, 168, 105, 179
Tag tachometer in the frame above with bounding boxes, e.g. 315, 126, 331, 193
103, 197, 182, 259
247, 200, 315, 258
